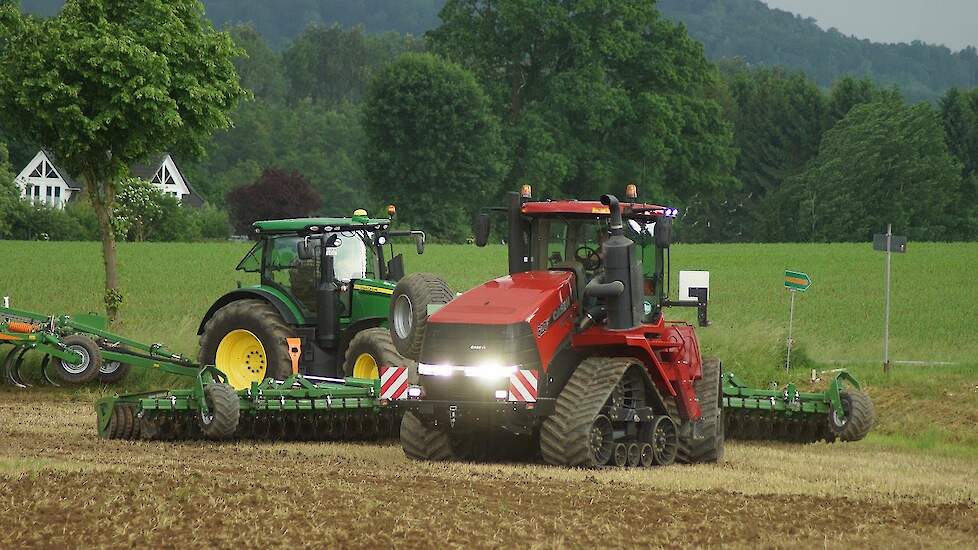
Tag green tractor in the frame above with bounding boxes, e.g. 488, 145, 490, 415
198, 210, 454, 389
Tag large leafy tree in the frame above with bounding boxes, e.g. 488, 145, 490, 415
788, 99, 963, 242
939, 87, 978, 237
430, 0, 736, 211
0, 0, 247, 321
226, 168, 322, 235
362, 53, 507, 241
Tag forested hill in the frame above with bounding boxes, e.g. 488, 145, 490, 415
656, 0, 978, 103
18, 0, 978, 101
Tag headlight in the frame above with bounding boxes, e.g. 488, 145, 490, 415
463, 364, 519, 379
418, 363, 453, 377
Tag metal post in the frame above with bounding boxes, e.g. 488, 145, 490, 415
2, 296, 8, 309
883, 224, 892, 374
786, 290, 796, 370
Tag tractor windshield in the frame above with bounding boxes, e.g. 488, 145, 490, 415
262, 233, 372, 314
530, 217, 609, 277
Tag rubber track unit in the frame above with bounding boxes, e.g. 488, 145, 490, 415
400, 411, 455, 461
675, 357, 724, 464
390, 273, 454, 361
832, 390, 876, 442
540, 357, 634, 468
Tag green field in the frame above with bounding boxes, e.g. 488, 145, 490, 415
1, 240, 977, 449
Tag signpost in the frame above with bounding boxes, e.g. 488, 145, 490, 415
873, 224, 907, 374
783, 270, 812, 370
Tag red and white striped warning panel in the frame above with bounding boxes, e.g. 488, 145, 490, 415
380, 366, 409, 400
508, 369, 538, 402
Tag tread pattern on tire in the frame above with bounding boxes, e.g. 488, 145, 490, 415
390, 273, 454, 361
198, 299, 293, 382
342, 327, 414, 378
400, 411, 454, 461
675, 357, 724, 464
53, 335, 103, 384
832, 390, 876, 442
200, 383, 240, 440
540, 357, 634, 468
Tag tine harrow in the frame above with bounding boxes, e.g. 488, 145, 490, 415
97, 375, 399, 442
722, 370, 876, 444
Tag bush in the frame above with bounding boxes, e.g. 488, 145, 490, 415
196, 205, 231, 240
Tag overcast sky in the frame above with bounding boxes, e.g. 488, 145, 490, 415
762, 0, 978, 51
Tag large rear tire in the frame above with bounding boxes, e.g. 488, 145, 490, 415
198, 299, 293, 390
389, 273, 454, 361
829, 390, 875, 442
676, 357, 724, 464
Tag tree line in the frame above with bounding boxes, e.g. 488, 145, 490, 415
3, 0, 977, 245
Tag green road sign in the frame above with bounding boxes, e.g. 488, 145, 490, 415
784, 270, 812, 292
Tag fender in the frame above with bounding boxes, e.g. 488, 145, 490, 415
197, 288, 305, 335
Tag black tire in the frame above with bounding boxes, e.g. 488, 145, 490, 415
97, 361, 130, 384
343, 327, 414, 380
676, 357, 724, 464
400, 411, 455, 461
51, 335, 103, 384
828, 390, 875, 442
198, 299, 293, 389
199, 383, 240, 440
389, 273, 454, 361
540, 357, 635, 468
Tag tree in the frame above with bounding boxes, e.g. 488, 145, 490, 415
226, 168, 322, 235
113, 177, 165, 242
362, 53, 507, 241
228, 24, 287, 103
0, 0, 247, 321
939, 87, 978, 237
788, 99, 963, 242
0, 142, 18, 237
431, 0, 736, 217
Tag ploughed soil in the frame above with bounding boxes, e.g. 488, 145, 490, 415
1, 391, 976, 549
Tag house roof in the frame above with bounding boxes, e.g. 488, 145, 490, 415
39, 150, 82, 190
130, 154, 169, 181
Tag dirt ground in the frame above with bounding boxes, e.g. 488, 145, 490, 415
1, 392, 976, 549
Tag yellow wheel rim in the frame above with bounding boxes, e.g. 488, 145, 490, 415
216, 329, 267, 390
353, 353, 379, 380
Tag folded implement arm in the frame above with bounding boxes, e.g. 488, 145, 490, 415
722, 370, 876, 443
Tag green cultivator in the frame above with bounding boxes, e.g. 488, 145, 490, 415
97, 374, 397, 442
722, 370, 876, 444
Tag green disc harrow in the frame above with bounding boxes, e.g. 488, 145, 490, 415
722, 370, 876, 444
97, 374, 397, 441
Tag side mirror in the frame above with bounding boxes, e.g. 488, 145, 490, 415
474, 213, 491, 247
655, 218, 673, 249
387, 254, 405, 281
415, 233, 425, 255
297, 238, 315, 260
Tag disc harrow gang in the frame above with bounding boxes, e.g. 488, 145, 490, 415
98, 375, 399, 442
722, 370, 876, 444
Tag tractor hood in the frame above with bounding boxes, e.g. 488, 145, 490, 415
419, 271, 577, 374
429, 271, 575, 327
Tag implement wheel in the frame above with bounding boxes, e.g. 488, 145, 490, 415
199, 299, 293, 390
199, 383, 240, 440
829, 390, 876, 442
389, 273, 454, 361
97, 361, 130, 384
51, 335, 102, 384
676, 357, 725, 464
343, 328, 412, 380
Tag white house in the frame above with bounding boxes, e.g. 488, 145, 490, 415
17, 151, 204, 208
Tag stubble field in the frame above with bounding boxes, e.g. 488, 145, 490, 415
1, 239, 977, 548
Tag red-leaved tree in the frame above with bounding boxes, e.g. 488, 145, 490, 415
226, 168, 322, 234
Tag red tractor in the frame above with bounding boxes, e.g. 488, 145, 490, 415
392, 187, 719, 467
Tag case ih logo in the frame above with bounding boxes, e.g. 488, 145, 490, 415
469, 345, 487, 351
537, 296, 571, 338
